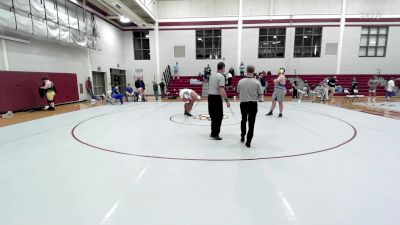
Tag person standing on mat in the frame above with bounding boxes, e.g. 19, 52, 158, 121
368, 75, 379, 102
179, 88, 201, 116
40, 77, 56, 111
266, 68, 287, 117
237, 65, 263, 148
208, 62, 230, 140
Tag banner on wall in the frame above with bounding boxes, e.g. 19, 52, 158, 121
60, 26, 71, 43
47, 21, 60, 40
30, 0, 46, 19
33, 18, 47, 37
13, 0, 30, 13
0, 8, 16, 30
16, 12, 33, 34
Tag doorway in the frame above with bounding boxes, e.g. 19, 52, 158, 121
92, 71, 106, 96
110, 68, 126, 92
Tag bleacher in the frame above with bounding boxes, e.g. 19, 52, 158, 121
166, 76, 203, 96
166, 74, 400, 98
226, 74, 400, 97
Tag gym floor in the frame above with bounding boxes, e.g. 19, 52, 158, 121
0, 98, 400, 225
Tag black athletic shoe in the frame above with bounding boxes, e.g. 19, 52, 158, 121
210, 135, 222, 140
278, 113, 282, 117
266, 111, 273, 116
240, 136, 245, 143
49, 107, 55, 111
184, 111, 193, 117
245, 142, 251, 148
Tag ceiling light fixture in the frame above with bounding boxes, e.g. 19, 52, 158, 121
119, 16, 130, 23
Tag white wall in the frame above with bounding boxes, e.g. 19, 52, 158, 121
243, 0, 342, 17
158, 0, 239, 18
122, 30, 157, 93
240, 27, 339, 75
346, 0, 400, 14
158, 29, 238, 77
341, 26, 400, 74
89, 17, 127, 93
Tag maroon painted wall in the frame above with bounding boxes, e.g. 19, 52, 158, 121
0, 71, 79, 113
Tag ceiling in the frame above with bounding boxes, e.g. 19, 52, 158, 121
81, 0, 156, 29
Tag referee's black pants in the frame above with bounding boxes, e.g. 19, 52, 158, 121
208, 95, 223, 137
240, 101, 258, 144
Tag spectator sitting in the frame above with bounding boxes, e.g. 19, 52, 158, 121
112, 85, 124, 104
125, 83, 137, 102
350, 77, 359, 95
310, 82, 325, 103
135, 77, 146, 101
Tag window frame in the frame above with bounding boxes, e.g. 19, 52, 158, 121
133, 30, 150, 60
258, 28, 286, 58
359, 26, 388, 57
195, 29, 222, 60
293, 27, 323, 58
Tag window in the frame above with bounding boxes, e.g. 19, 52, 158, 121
133, 31, 150, 60
258, 28, 286, 58
196, 30, 221, 59
294, 27, 322, 58
359, 27, 388, 57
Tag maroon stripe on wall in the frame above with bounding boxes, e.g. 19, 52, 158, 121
346, 18, 400, 22
243, 18, 340, 24
159, 21, 238, 26
159, 27, 238, 31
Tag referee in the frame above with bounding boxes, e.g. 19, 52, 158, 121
208, 62, 230, 140
237, 65, 263, 147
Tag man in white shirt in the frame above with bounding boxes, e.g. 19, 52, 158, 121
385, 77, 396, 100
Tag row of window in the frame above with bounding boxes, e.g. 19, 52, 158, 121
132, 26, 389, 60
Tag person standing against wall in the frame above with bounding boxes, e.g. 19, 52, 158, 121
239, 62, 245, 77
237, 65, 263, 148
208, 62, 230, 140
40, 77, 56, 111
173, 62, 179, 79
153, 81, 159, 101
266, 68, 287, 117
159, 79, 166, 99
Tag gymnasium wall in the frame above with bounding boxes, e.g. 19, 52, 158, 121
0, 71, 79, 113
158, 0, 239, 18
158, 29, 238, 77
6, 38, 89, 100
122, 30, 157, 90
241, 27, 339, 75
341, 26, 400, 74
89, 17, 127, 92
158, 0, 400, 18
1, 15, 127, 101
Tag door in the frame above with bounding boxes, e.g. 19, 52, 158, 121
92, 71, 106, 95
110, 68, 126, 92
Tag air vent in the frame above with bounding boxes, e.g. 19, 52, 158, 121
115, 3, 121, 9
